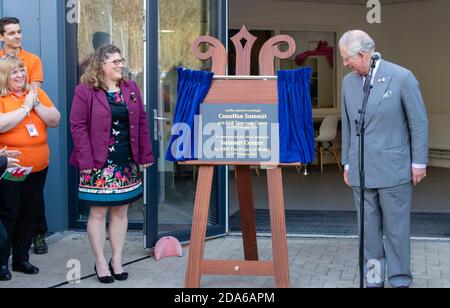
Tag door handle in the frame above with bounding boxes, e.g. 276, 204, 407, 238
153, 109, 170, 141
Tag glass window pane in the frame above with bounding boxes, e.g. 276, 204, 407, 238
157, 0, 218, 233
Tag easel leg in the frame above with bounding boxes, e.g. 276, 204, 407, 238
185, 166, 215, 288
236, 166, 259, 261
267, 167, 291, 288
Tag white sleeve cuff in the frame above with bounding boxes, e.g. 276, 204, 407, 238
412, 163, 427, 169
345, 164, 426, 170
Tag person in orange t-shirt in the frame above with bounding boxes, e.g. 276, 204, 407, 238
0, 17, 43, 88
0, 16, 48, 255
0, 55, 60, 281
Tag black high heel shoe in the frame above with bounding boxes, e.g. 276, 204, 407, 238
109, 260, 129, 281
94, 265, 115, 284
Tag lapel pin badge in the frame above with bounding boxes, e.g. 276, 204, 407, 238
383, 90, 393, 99
130, 92, 137, 103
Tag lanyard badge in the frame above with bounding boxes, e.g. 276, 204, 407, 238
25, 123, 39, 137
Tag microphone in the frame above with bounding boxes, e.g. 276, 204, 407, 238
372, 52, 381, 61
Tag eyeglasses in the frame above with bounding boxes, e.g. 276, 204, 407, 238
103, 58, 126, 66
9, 68, 26, 76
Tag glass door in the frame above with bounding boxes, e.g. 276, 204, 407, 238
145, 0, 227, 248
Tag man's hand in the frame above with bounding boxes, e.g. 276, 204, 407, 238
7, 157, 20, 169
0, 146, 21, 159
412, 168, 427, 186
344, 170, 351, 187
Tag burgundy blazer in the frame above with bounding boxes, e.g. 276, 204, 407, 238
69, 80, 154, 170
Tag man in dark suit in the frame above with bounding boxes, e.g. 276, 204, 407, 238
0, 147, 20, 258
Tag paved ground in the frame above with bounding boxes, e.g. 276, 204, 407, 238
1, 232, 450, 288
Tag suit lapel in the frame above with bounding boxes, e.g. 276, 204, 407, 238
364, 60, 392, 128
348, 74, 364, 118
93, 82, 134, 116
94, 88, 111, 112
120, 81, 133, 110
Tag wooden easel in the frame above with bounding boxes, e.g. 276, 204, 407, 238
183, 27, 299, 288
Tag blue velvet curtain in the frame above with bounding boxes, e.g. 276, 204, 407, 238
277, 67, 315, 164
165, 67, 214, 162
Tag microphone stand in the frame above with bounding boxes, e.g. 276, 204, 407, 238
356, 56, 378, 289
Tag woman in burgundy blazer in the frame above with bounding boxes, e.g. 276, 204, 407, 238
69, 78, 154, 170
70, 45, 154, 284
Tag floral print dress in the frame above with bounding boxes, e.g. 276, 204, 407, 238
78, 91, 143, 207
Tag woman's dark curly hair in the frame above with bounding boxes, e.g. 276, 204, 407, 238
80, 44, 127, 90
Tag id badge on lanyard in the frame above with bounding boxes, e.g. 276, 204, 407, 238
25, 121, 39, 138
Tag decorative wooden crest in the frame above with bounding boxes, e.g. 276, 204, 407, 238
192, 26, 296, 76
230, 26, 258, 75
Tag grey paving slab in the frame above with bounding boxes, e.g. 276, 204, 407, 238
1, 233, 450, 288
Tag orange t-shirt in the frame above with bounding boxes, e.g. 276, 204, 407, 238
0, 88, 54, 172
0, 48, 44, 84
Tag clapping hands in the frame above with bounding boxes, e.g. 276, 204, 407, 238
23, 86, 38, 112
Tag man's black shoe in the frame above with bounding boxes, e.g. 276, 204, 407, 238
12, 262, 39, 275
0, 265, 11, 281
33, 235, 48, 255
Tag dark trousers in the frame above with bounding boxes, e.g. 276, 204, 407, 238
0, 168, 48, 265
0, 220, 6, 249
34, 193, 48, 237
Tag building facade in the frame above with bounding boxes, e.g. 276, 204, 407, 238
2, 0, 450, 247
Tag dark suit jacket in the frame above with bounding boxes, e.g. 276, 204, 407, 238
0, 157, 7, 175
69, 80, 154, 170
0, 157, 7, 248
0, 220, 5, 249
